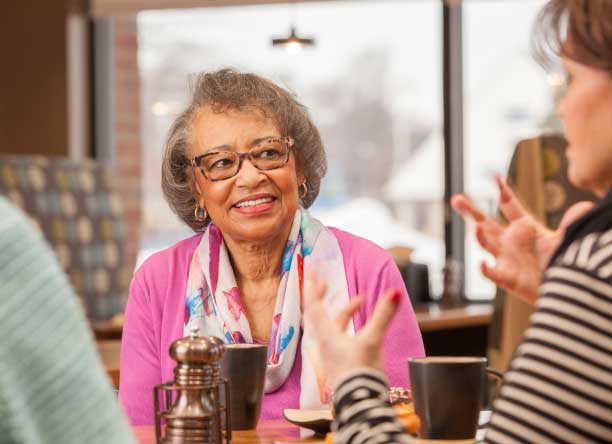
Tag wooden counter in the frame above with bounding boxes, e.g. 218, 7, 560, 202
99, 303, 495, 384
415, 303, 494, 332
415, 303, 494, 356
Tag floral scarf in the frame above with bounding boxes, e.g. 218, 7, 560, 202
184, 208, 353, 408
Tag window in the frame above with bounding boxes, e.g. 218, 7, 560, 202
137, 1, 444, 295
464, 0, 553, 298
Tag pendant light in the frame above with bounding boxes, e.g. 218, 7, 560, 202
271, 1, 315, 54
272, 27, 315, 54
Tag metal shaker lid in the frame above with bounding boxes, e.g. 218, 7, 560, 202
169, 327, 226, 364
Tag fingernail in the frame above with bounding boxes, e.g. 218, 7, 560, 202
389, 290, 401, 304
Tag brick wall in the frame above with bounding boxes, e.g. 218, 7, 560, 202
113, 15, 142, 274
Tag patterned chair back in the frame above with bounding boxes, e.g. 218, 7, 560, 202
0, 155, 130, 321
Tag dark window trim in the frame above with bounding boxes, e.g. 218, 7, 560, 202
442, 0, 466, 298
92, 17, 115, 165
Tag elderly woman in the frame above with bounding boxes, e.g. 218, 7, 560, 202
118, 69, 425, 425
304, 1, 612, 444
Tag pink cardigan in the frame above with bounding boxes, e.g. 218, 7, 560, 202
119, 227, 425, 425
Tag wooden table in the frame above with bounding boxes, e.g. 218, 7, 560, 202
133, 419, 322, 444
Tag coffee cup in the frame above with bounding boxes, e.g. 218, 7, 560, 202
220, 343, 268, 430
408, 356, 502, 440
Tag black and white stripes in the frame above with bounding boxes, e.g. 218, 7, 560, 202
485, 228, 612, 444
331, 226, 612, 444
332, 369, 413, 444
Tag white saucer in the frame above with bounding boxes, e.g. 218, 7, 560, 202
283, 409, 333, 436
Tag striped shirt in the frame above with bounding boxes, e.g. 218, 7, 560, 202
332, 228, 612, 444
485, 228, 612, 444
0, 197, 134, 444
332, 368, 413, 444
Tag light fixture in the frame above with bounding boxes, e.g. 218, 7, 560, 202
272, 26, 315, 54
271, 1, 315, 54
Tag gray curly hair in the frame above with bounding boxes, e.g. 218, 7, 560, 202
161, 68, 327, 232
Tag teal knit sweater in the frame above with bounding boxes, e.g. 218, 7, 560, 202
0, 197, 134, 443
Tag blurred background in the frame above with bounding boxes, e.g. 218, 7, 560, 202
0, 0, 563, 321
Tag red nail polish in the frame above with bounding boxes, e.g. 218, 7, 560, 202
390, 290, 401, 304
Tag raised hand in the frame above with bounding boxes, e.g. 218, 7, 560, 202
451, 175, 594, 303
303, 274, 401, 388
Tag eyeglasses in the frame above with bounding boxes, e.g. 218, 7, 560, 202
191, 136, 294, 181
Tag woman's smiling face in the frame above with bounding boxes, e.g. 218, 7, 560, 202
190, 106, 303, 244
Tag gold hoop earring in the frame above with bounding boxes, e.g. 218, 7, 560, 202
298, 182, 308, 200
194, 205, 208, 222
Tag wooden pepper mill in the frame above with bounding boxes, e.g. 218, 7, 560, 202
154, 327, 231, 444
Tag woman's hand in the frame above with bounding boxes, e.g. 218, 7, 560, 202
303, 275, 401, 388
451, 175, 594, 303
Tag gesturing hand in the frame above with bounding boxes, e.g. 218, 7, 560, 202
303, 274, 401, 388
451, 175, 594, 304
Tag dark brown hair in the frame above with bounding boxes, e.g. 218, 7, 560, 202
162, 68, 327, 232
533, 0, 612, 72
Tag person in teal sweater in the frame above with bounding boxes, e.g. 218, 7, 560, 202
0, 196, 133, 443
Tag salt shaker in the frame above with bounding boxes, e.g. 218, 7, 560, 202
154, 327, 231, 444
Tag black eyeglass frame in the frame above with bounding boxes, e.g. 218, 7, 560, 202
190, 136, 295, 181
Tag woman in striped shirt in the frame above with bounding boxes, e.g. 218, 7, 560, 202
304, 1, 612, 443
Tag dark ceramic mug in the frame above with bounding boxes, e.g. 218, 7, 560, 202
408, 356, 503, 440
220, 344, 268, 431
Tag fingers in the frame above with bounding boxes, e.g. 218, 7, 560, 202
335, 297, 363, 332
558, 201, 595, 231
480, 261, 516, 292
495, 174, 513, 204
495, 175, 528, 221
475, 223, 501, 256
361, 289, 401, 344
451, 194, 487, 223
304, 271, 327, 304
453, 192, 507, 258
481, 262, 539, 303
303, 273, 335, 338
453, 177, 529, 225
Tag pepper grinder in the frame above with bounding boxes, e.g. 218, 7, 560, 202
154, 327, 231, 444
